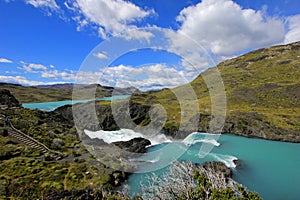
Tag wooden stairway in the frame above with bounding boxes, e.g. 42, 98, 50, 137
1, 115, 61, 160
7, 122, 50, 154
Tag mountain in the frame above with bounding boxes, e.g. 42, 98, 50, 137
1, 42, 297, 199
129, 41, 300, 142
0, 83, 139, 103
35, 83, 76, 90
1, 42, 299, 142
61, 42, 300, 143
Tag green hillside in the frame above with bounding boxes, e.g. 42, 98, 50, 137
128, 42, 300, 142
1, 42, 299, 142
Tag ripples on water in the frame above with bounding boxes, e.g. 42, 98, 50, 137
85, 129, 300, 199
23, 98, 300, 199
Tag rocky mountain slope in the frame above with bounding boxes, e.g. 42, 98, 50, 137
56, 42, 300, 142
0, 89, 20, 107
134, 42, 300, 142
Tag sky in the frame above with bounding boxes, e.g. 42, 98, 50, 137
0, 0, 299, 90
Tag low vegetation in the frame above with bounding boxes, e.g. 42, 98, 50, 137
127, 42, 300, 142
1, 42, 298, 199
139, 161, 261, 200
0, 106, 127, 199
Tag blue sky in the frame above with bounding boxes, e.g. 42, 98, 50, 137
0, 0, 299, 90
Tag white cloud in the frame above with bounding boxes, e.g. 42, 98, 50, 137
25, 0, 59, 10
0, 58, 13, 63
284, 14, 300, 44
89, 64, 189, 90
0, 75, 66, 86
41, 69, 76, 80
21, 62, 47, 73
175, 0, 285, 56
163, 29, 215, 76
116, 26, 154, 42
74, 71, 104, 84
73, 63, 188, 90
94, 52, 109, 60
17, 61, 77, 81
66, 0, 155, 40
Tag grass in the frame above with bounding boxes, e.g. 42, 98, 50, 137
129, 42, 300, 135
0, 106, 127, 199
1, 41, 298, 199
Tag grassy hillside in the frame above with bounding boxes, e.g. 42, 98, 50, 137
128, 42, 300, 142
1, 42, 299, 142
0, 106, 129, 199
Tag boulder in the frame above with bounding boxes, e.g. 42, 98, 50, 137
113, 137, 151, 153
203, 161, 233, 179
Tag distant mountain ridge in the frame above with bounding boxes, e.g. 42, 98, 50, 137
0, 83, 139, 103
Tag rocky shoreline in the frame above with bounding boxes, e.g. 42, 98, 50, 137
54, 100, 300, 143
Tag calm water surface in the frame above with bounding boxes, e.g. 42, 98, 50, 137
22, 95, 130, 111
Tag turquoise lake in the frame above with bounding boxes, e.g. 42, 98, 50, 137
22, 95, 130, 111
126, 133, 300, 200
24, 100, 300, 199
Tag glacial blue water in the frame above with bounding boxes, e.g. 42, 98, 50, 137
126, 133, 300, 200
23, 98, 300, 199
22, 95, 130, 111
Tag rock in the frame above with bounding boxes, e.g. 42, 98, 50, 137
233, 159, 241, 167
203, 161, 233, 179
223, 111, 300, 143
51, 138, 65, 150
0, 129, 8, 137
113, 137, 151, 153
0, 89, 20, 107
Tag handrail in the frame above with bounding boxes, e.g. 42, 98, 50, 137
2, 116, 62, 160
8, 120, 50, 151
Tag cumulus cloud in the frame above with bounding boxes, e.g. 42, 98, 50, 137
92, 64, 189, 90
18, 62, 76, 81
94, 52, 109, 60
0, 75, 65, 86
21, 62, 47, 73
65, 0, 155, 40
41, 69, 76, 80
25, 0, 59, 11
174, 0, 285, 56
0, 58, 13, 63
73, 63, 189, 90
75, 71, 104, 84
163, 29, 215, 78
284, 14, 300, 44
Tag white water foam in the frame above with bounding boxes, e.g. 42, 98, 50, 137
84, 129, 172, 146
182, 132, 220, 147
209, 153, 238, 168
198, 132, 221, 136
184, 139, 220, 147
182, 132, 198, 143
